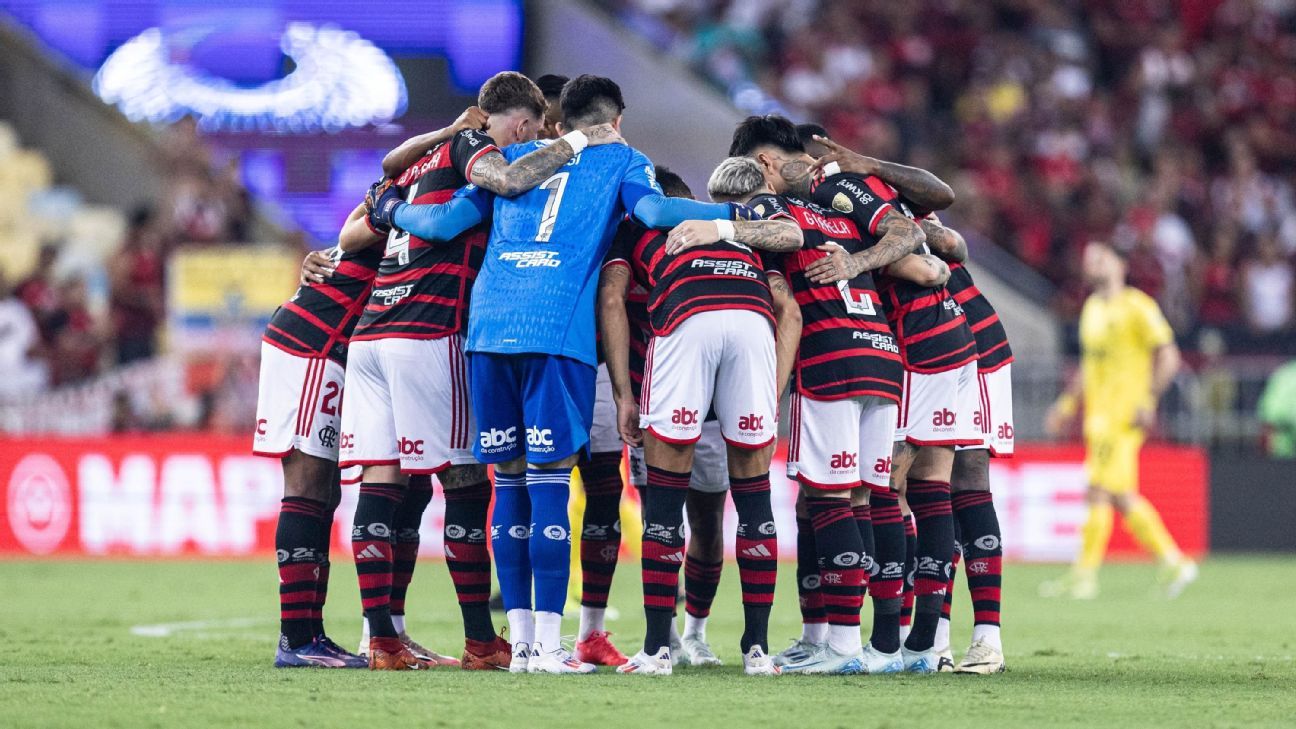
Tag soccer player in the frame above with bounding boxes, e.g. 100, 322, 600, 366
729, 117, 932, 674
376, 74, 760, 673
1042, 241, 1198, 600
600, 157, 803, 675
256, 237, 380, 669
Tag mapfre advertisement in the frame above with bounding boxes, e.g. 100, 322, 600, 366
0, 436, 1207, 560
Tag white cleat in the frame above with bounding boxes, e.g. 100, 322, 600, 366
937, 647, 956, 673
954, 639, 1006, 674
772, 638, 824, 668
669, 631, 685, 666
742, 645, 781, 676
902, 645, 942, 674
781, 644, 865, 675
509, 641, 533, 673
860, 643, 904, 674
680, 635, 723, 667
616, 647, 673, 676
1164, 560, 1198, 599
527, 645, 596, 674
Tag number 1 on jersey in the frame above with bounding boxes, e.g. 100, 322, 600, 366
536, 172, 569, 243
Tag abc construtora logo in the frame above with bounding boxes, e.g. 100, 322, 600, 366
6, 454, 73, 555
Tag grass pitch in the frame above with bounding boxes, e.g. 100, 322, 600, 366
1, 557, 1293, 728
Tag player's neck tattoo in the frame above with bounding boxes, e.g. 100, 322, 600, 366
781, 161, 813, 198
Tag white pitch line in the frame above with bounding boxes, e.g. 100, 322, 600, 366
130, 617, 275, 638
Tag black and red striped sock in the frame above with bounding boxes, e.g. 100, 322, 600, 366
900, 514, 917, 631
852, 503, 874, 596
806, 496, 864, 652
684, 555, 722, 619
942, 549, 960, 622
641, 466, 690, 654
905, 479, 954, 652
578, 452, 624, 609
732, 474, 777, 652
309, 500, 337, 637
389, 476, 433, 623
277, 496, 324, 648
868, 490, 905, 653
953, 490, 1003, 630
352, 482, 404, 638
795, 516, 827, 629
444, 479, 495, 642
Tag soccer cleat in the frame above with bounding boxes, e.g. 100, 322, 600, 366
1163, 559, 1198, 599
781, 644, 864, 675
575, 631, 629, 666
367, 636, 424, 670
617, 647, 673, 675
669, 630, 685, 666
859, 643, 904, 674
462, 635, 512, 671
742, 645, 781, 676
954, 639, 1006, 674
274, 635, 349, 668
902, 645, 942, 674
1039, 573, 1098, 600
400, 633, 461, 668
773, 638, 824, 668
509, 641, 534, 673
679, 635, 723, 667
314, 635, 367, 669
937, 647, 956, 673
528, 646, 597, 674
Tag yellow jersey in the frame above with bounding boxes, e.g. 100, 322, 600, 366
1078, 287, 1174, 437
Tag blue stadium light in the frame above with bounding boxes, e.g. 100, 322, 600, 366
92, 23, 408, 132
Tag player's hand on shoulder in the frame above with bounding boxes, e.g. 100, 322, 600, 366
805, 242, 857, 284
453, 106, 488, 133
582, 122, 625, 147
728, 202, 761, 221
615, 394, 643, 447
363, 178, 393, 213
300, 250, 336, 285
666, 220, 721, 254
368, 182, 408, 231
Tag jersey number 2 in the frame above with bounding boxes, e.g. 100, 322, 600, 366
536, 172, 569, 243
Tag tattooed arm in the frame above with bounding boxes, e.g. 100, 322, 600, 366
803, 210, 926, 284
469, 122, 623, 197
664, 218, 803, 254
886, 253, 951, 288
768, 272, 802, 397
381, 107, 488, 177
921, 217, 968, 263
809, 135, 955, 212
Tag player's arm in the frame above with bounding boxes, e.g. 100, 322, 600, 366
598, 263, 642, 447
469, 123, 623, 197
768, 271, 802, 397
381, 107, 489, 178
805, 210, 926, 284
338, 201, 389, 254
369, 184, 494, 242
884, 253, 950, 288
810, 135, 955, 212
664, 217, 803, 254
1045, 370, 1084, 437
1137, 341, 1181, 429
922, 216, 968, 263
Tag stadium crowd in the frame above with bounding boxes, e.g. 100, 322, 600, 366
610, 0, 1296, 351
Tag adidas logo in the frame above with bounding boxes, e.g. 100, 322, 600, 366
355, 544, 386, 560
661, 551, 685, 563
741, 544, 773, 558
444, 545, 457, 560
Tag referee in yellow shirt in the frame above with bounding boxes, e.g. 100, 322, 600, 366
1042, 241, 1198, 599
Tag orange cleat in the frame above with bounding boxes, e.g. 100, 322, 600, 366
575, 631, 629, 666
400, 633, 461, 668
461, 635, 512, 670
368, 637, 424, 670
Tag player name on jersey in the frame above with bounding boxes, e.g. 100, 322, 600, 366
947, 261, 1013, 372
351, 130, 497, 342
263, 246, 383, 364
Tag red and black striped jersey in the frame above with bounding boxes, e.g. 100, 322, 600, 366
752, 193, 903, 403
603, 221, 774, 337
947, 262, 1013, 372
263, 245, 383, 365
625, 283, 650, 400
351, 129, 497, 341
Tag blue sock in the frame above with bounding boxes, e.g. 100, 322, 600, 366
527, 468, 572, 615
491, 472, 532, 611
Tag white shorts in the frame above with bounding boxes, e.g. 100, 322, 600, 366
895, 361, 983, 447
589, 363, 623, 453
253, 343, 345, 461
640, 309, 776, 449
958, 363, 1015, 457
629, 419, 730, 493
787, 392, 898, 491
338, 336, 476, 474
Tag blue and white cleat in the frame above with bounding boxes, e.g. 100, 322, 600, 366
859, 643, 904, 674
781, 644, 865, 675
315, 634, 368, 668
773, 638, 824, 668
902, 645, 942, 674
274, 635, 348, 668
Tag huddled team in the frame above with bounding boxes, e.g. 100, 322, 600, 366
254, 70, 1014, 676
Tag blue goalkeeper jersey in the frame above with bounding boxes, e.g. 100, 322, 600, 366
466, 141, 665, 365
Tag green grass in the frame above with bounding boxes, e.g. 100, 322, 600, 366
1, 557, 1293, 728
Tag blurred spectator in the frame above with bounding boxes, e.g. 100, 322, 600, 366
1258, 359, 1296, 459
15, 243, 61, 342
0, 268, 48, 398
108, 206, 167, 365
1239, 233, 1294, 338
46, 277, 104, 387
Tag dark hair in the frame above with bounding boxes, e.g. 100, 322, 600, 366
729, 114, 805, 157
560, 74, 626, 128
478, 71, 547, 119
535, 74, 569, 100
654, 166, 692, 199
795, 122, 829, 148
